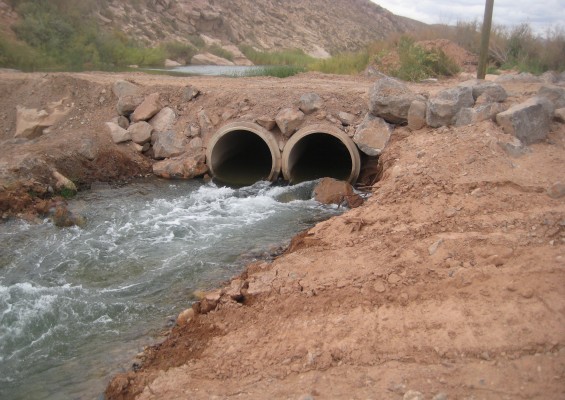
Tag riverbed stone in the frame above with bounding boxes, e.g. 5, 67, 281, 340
276, 108, 304, 136
149, 107, 176, 132
368, 77, 420, 124
182, 85, 200, 102
353, 113, 392, 156
299, 93, 323, 115
496, 97, 552, 144
314, 178, 363, 208
105, 122, 131, 144
555, 108, 565, 123
128, 121, 153, 144
152, 150, 208, 179
426, 86, 474, 127
131, 93, 162, 122
152, 130, 187, 159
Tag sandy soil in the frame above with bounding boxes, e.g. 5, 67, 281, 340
0, 69, 564, 399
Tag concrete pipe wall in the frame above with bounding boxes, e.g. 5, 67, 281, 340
206, 121, 282, 185
281, 124, 361, 184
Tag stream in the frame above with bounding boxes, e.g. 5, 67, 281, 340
0, 178, 343, 400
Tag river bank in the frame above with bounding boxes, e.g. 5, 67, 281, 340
1, 70, 564, 399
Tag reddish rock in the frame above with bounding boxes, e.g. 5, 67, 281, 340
313, 178, 363, 208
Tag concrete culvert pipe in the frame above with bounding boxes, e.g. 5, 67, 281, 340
206, 122, 282, 186
282, 124, 361, 184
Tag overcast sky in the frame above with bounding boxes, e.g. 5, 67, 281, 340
372, 0, 565, 35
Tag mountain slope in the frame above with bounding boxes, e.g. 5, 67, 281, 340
96, 0, 423, 57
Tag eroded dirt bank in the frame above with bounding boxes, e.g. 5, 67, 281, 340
0, 70, 564, 399
107, 117, 565, 398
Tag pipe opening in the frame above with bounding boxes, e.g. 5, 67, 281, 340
207, 124, 281, 186
282, 126, 361, 184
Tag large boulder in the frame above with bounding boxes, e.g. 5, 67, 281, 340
368, 77, 420, 124
128, 121, 153, 144
149, 107, 176, 132
455, 102, 507, 126
426, 86, 474, 127
353, 113, 392, 156
298, 93, 323, 115
459, 80, 507, 102
105, 122, 131, 144
131, 93, 162, 122
152, 130, 188, 159
275, 108, 304, 136
538, 85, 565, 110
496, 97, 552, 144
152, 151, 208, 179
313, 178, 363, 208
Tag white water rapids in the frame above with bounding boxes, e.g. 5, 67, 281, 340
0, 179, 344, 400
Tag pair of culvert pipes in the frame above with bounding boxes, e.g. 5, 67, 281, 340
206, 121, 361, 186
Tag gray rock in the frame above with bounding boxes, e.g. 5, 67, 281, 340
112, 115, 130, 129
496, 97, 552, 144
149, 107, 176, 133
182, 85, 200, 102
191, 53, 235, 66
540, 71, 559, 84
547, 182, 565, 199
152, 151, 208, 179
495, 72, 541, 83
538, 85, 565, 110
353, 113, 392, 156
105, 122, 131, 144
459, 80, 507, 102
368, 77, 420, 124
497, 137, 529, 157
276, 108, 304, 136
407, 99, 427, 131
299, 93, 323, 115
131, 93, 162, 122
189, 136, 203, 150
128, 121, 153, 144
116, 95, 144, 116
112, 80, 140, 98
427, 86, 474, 127
164, 59, 181, 67
455, 102, 507, 126
337, 111, 356, 126
153, 130, 188, 159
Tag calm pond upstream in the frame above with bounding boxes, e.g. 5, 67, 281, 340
0, 178, 343, 399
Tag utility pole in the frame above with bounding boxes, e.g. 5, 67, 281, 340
477, 0, 494, 79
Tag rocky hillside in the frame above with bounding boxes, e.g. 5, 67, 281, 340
1, 0, 422, 60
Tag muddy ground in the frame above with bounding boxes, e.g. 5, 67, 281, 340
0, 70, 564, 399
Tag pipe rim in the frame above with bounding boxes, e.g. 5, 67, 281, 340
281, 124, 361, 184
206, 121, 282, 182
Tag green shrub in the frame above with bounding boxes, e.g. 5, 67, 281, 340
391, 36, 460, 81
162, 41, 197, 63
239, 45, 315, 66
309, 51, 370, 75
233, 65, 305, 78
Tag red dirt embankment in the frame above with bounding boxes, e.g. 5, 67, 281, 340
106, 85, 565, 399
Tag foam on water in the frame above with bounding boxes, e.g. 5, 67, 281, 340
0, 178, 343, 399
